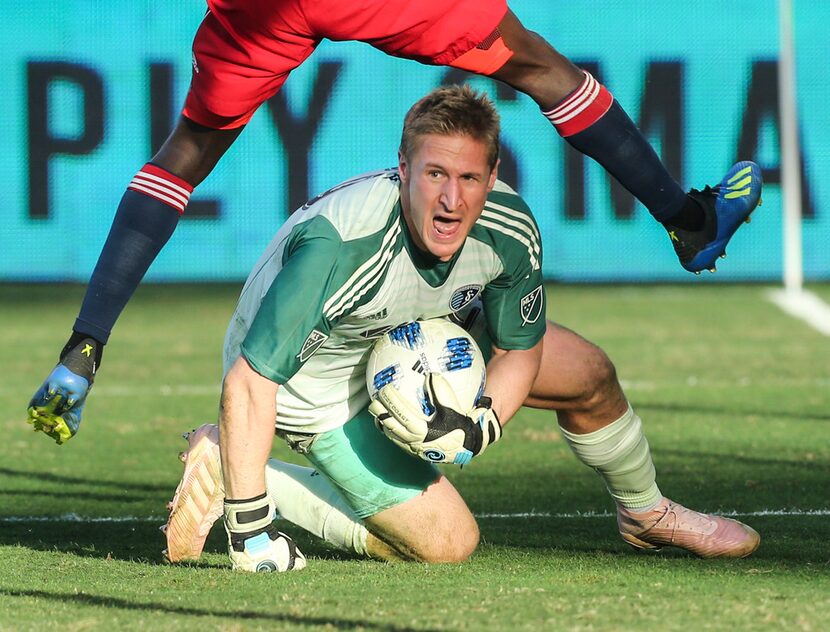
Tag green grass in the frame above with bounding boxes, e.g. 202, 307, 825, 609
1, 283, 829, 631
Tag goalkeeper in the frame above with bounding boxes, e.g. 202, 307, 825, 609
161, 85, 759, 572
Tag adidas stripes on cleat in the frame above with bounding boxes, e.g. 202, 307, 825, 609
162, 424, 224, 563
666, 161, 763, 274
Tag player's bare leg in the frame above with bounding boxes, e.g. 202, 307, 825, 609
364, 475, 479, 563
151, 116, 243, 185
487, 10, 584, 107
524, 321, 760, 558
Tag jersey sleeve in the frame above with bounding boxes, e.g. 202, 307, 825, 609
479, 189, 546, 351
240, 217, 349, 383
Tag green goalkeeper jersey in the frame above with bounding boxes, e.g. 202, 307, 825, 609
224, 169, 545, 433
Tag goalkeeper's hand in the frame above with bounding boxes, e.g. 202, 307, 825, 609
27, 333, 102, 445
368, 372, 502, 465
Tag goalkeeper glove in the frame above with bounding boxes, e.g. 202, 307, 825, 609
369, 372, 502, 465
224, 495, 307, 573
27, 331, 102, 444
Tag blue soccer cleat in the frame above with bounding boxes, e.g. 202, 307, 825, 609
27, 336, 100, 444
666, 161, 763, 274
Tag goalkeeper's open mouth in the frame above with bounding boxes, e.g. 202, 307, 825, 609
432, 214, 462, 240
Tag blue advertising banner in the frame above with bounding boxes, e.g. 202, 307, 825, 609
3, 1, 828, 281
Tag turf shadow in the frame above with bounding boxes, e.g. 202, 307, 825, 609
0, 466, 171, 493
0, 588, 440, 631
0, 521, 361, 567
0, 488, 160, 503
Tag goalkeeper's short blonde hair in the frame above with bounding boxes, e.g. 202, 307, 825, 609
399, 84, 500, 170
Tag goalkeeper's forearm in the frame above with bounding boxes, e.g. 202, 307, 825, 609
482, 340, 544, 426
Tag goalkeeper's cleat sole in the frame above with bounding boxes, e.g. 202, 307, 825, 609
162, 423, 224, 563
228, 525, 307, 573
617, 497, 760, 559
667, 161, 763, 274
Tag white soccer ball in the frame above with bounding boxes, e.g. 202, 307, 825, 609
366, 318, 486, 415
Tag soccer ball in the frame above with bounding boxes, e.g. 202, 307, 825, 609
366, 318, 486, 415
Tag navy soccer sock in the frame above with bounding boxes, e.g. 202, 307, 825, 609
543, 71, 700, 229
74, 164, 193, 343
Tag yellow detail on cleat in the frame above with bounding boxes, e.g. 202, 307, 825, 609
81, 344, 93, 357
724, 187, 751, 199
708, 267, 717, 273
728, 175, 753, 190
727, 166, 753, 184
668, 230, 679, 242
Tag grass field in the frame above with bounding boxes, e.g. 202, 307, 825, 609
1, 283, 829, 631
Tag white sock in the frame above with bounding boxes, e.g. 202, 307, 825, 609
559, 405, 662, 510
265, 459, 369, 556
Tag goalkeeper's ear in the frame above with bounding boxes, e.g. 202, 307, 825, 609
425, 373, 465, 413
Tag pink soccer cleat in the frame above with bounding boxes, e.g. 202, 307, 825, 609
618, 497, 760, 559
162, 423, 224, 562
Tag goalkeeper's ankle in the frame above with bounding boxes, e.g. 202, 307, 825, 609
60, 331, 104, 379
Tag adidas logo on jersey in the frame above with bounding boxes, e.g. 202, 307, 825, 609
361, 325, 394, 339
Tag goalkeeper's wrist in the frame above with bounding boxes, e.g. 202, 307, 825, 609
224, 492, 276, 549
471, 396, 502, 454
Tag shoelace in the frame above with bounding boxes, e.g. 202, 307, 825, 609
658, 503, 714, 542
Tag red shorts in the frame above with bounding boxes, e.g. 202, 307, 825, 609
183, 0, 511, 129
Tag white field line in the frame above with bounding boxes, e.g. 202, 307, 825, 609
1, 509, 829, 523
5, 376, 830, 400
766, 288, 830, 336
476, 508, 830, 519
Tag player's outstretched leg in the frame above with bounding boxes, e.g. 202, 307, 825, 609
162, 423, 225, 562
618, 498, 760, 558
666, 161, 763, 274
